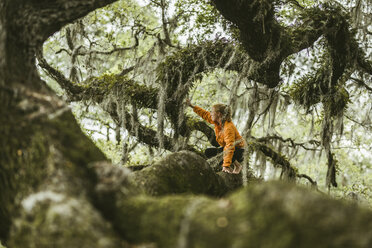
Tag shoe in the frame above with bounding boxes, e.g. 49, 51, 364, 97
222, 166, 234, 174
232, 161, 242, 174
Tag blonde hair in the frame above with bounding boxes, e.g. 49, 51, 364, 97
212, 104, 232, 123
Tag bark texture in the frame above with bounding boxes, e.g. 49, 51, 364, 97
0, 0, 118, 242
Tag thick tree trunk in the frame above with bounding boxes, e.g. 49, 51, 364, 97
0, 0, 118, 242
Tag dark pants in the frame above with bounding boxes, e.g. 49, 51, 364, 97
205, 147, 244, 166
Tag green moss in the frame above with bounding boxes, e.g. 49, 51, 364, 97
289, 69, 350, 117
0, 116, 50, 240
322, 86, 350, 117
9, 194, 122, 248
156, 39, 244, 94
132, 151, 223, 196
111, 181, 372, 247
49, 111, 106, 165
288, 67, 327, 108
82, 74, 158, 108
0, 108, 109, 241
117, 195, 212, 247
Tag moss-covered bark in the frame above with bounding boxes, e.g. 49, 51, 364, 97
0, 109, 109, 242
132, 151, 243, 197
211, 0, 370, 89
0, 0, 117, 241
8, 192, 122, 248
98, 181, 372, 248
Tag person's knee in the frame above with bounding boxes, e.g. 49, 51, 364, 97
204, 148, 215, 158
205, 147, 221, 158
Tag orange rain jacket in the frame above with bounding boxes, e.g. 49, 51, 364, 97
193, 105, 245, 167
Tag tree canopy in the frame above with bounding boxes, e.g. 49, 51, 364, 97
38, 0, 371, 194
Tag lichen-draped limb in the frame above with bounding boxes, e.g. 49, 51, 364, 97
156, 39, 247, 131
37, 55, 176, 150
95, 180, 372, 248
249, 139, 297, 181
37, 41, 244, 146
36, 48, 83, 100
107, 106, 195, 152
81, 74, 159, 108
37, 50, 160, 107
210, 1, 367, 88
37, 57, 202, 152
284, 5, 364, 188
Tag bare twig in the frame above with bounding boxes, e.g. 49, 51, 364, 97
350, 77, 372, 92
297, 174, 317, 186
257, 135, 321, 151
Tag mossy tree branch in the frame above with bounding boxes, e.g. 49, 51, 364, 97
156, 39, 247, 131
131, 151, 243, 197
37, 40, 246, 148
36, 48, 83, 100
92, 165, 372, 248
210, 0, 368, 89
106, 105, 198, 153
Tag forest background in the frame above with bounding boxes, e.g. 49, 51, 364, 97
39, 0, 371, 205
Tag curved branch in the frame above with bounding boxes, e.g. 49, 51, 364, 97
257, 135, 321, 151
13, 0, 118, 46
187, 118, 219, 147
107, 107, 197, 153
37, 52, 159, 108
210, 1, 362, 89
297, 174, 317, 186
75, 35, 140, 56
250, 139, 297, 180
36, 48, 83, 100
350, 77, 372, 92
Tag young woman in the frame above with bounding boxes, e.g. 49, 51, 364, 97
186, 99, 244, 174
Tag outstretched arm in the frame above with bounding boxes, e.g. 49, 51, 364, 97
186, 99, 214, 124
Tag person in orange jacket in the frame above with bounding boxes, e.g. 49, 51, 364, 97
186, 99, 244, 174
